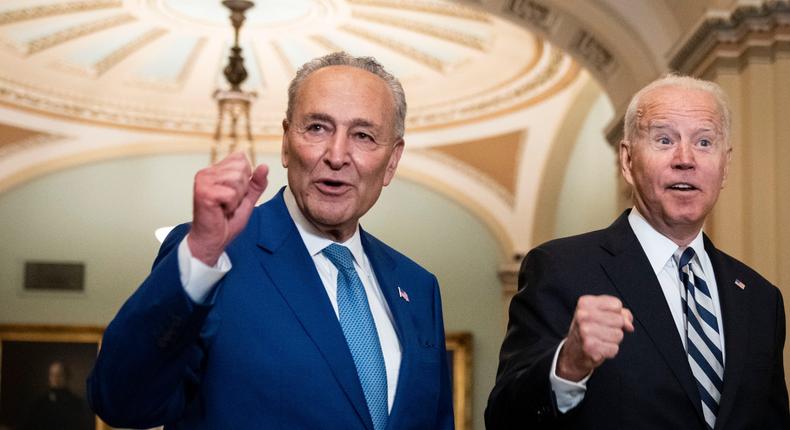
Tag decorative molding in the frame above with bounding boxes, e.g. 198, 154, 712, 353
0, 49, 574, 136
503, 0, 556, 32
347, 0, 489, 22
25, 13, 136, 55
93, 28, 167, 76
418, 148, 516, 207
270, 40, 296, 78
408, 48, 574, 129
570, 30, 617, 76
351, 10, 487, 50
123, 37, 206, 92
310, 35, 344, 53
340, 25, 446, 71
497, 259, 521, 294
670, 1, 790, 75
0, 0, 121, 26
0, 131, 65, 158
178, 37, 207, 85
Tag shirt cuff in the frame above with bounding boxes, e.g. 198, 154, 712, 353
549, 338, 591, 413
177, 235, 231, 304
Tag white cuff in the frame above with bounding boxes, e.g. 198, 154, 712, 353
549, 338, 591, 413
177, 235, 231, 304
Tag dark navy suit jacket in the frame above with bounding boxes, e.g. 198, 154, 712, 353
486, 210, 790, 429
88, 189, 453, 429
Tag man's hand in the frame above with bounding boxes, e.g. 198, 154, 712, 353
187, 152, 269, 266
557, 295, 634, 382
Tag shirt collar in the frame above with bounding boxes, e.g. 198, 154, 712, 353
628, 207, 705, 274
283, 186, 366, 265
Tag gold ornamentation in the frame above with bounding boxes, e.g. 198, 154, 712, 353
0, 0, 121, 26
93, 28, 168, 76
340, 25, 445, 71
570, 30, 616, 75
670, 0, 790, 75
26, 14, 136, 55
505, 0, 556, 31
0, 130, 65, 158
408, 47, 574, 129
347, 0, 489, 22
351, 10, 487, 50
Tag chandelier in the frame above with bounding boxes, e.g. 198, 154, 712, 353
211, 0, 257, 164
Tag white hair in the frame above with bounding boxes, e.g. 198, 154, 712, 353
623, 74, 731, 146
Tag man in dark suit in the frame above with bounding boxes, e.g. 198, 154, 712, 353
88, 52, 453, 429
486, 75, 790, 429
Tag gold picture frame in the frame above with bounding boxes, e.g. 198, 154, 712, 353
0, 324, 107, 430
0, 325, 472, 430
446, 331, 472, 430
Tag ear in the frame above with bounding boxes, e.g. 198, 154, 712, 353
281, 119, 290, 168
382, 139, 405, 186
619, 139, 635, 186
721, 145, 733, 189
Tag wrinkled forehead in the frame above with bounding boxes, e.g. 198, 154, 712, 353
636, 86, 724, 135
294, 66, 394, 117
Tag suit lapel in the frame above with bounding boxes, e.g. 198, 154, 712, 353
706, 237, 748, 429
252, 190, 373, 430
599, 212, 704, 422
360, 230, 415, 430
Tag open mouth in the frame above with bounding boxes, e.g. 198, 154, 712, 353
316, 179, 351, 194
321, 179, 345, 187
667, 183, 698, 191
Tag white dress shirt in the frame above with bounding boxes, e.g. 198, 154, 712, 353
176, 187, 402, 412
550, 208, 724, 412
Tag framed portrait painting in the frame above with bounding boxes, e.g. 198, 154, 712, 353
446, 331, 472, 430
0, 324, 106, 430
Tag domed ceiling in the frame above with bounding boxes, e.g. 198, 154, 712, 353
0, 0, 608, 253
0, 0, 577, 135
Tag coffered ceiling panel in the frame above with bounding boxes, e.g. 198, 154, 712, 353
0, 0, 576, 135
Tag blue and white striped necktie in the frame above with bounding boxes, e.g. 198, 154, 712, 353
677, 247, 724, 430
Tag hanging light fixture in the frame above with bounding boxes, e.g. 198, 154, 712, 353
211, 0, 256, 164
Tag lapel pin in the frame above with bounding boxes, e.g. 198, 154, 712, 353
734, 279, 746, 290
398, 286, 410, 302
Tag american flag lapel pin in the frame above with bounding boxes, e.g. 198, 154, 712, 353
398, 286, 410, 302
734, 279, 746, 290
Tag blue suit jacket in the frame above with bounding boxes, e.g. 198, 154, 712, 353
88, 189, 454, 429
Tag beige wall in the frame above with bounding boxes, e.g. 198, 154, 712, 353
704, 54, 790, 386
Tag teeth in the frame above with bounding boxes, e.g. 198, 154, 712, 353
671, 184, 693, 189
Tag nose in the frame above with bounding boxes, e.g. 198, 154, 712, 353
324, 132, 351, 169
672, 141, 695, 170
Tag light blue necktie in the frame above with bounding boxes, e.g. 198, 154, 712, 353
678, 247, 723, 430
322, 243, 388, 430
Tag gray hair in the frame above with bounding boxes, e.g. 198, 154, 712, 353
286, 52, 407, 139
623, 74, 731, 146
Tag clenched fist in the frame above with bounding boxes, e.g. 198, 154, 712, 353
557, 295, 634, 381
187, 152, 269, 266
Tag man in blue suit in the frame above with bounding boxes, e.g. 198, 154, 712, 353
88, 52, 454, 429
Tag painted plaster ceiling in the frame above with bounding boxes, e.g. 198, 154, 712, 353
0, 0, 604, 253
0, 0, 577, 134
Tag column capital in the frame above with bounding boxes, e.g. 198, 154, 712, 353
670, 1, 790, 76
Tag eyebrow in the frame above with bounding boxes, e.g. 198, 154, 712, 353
301, 112, 380, 130
645, 123, 677, 134
647, 122, 717, 132
301, 112, 335, 124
